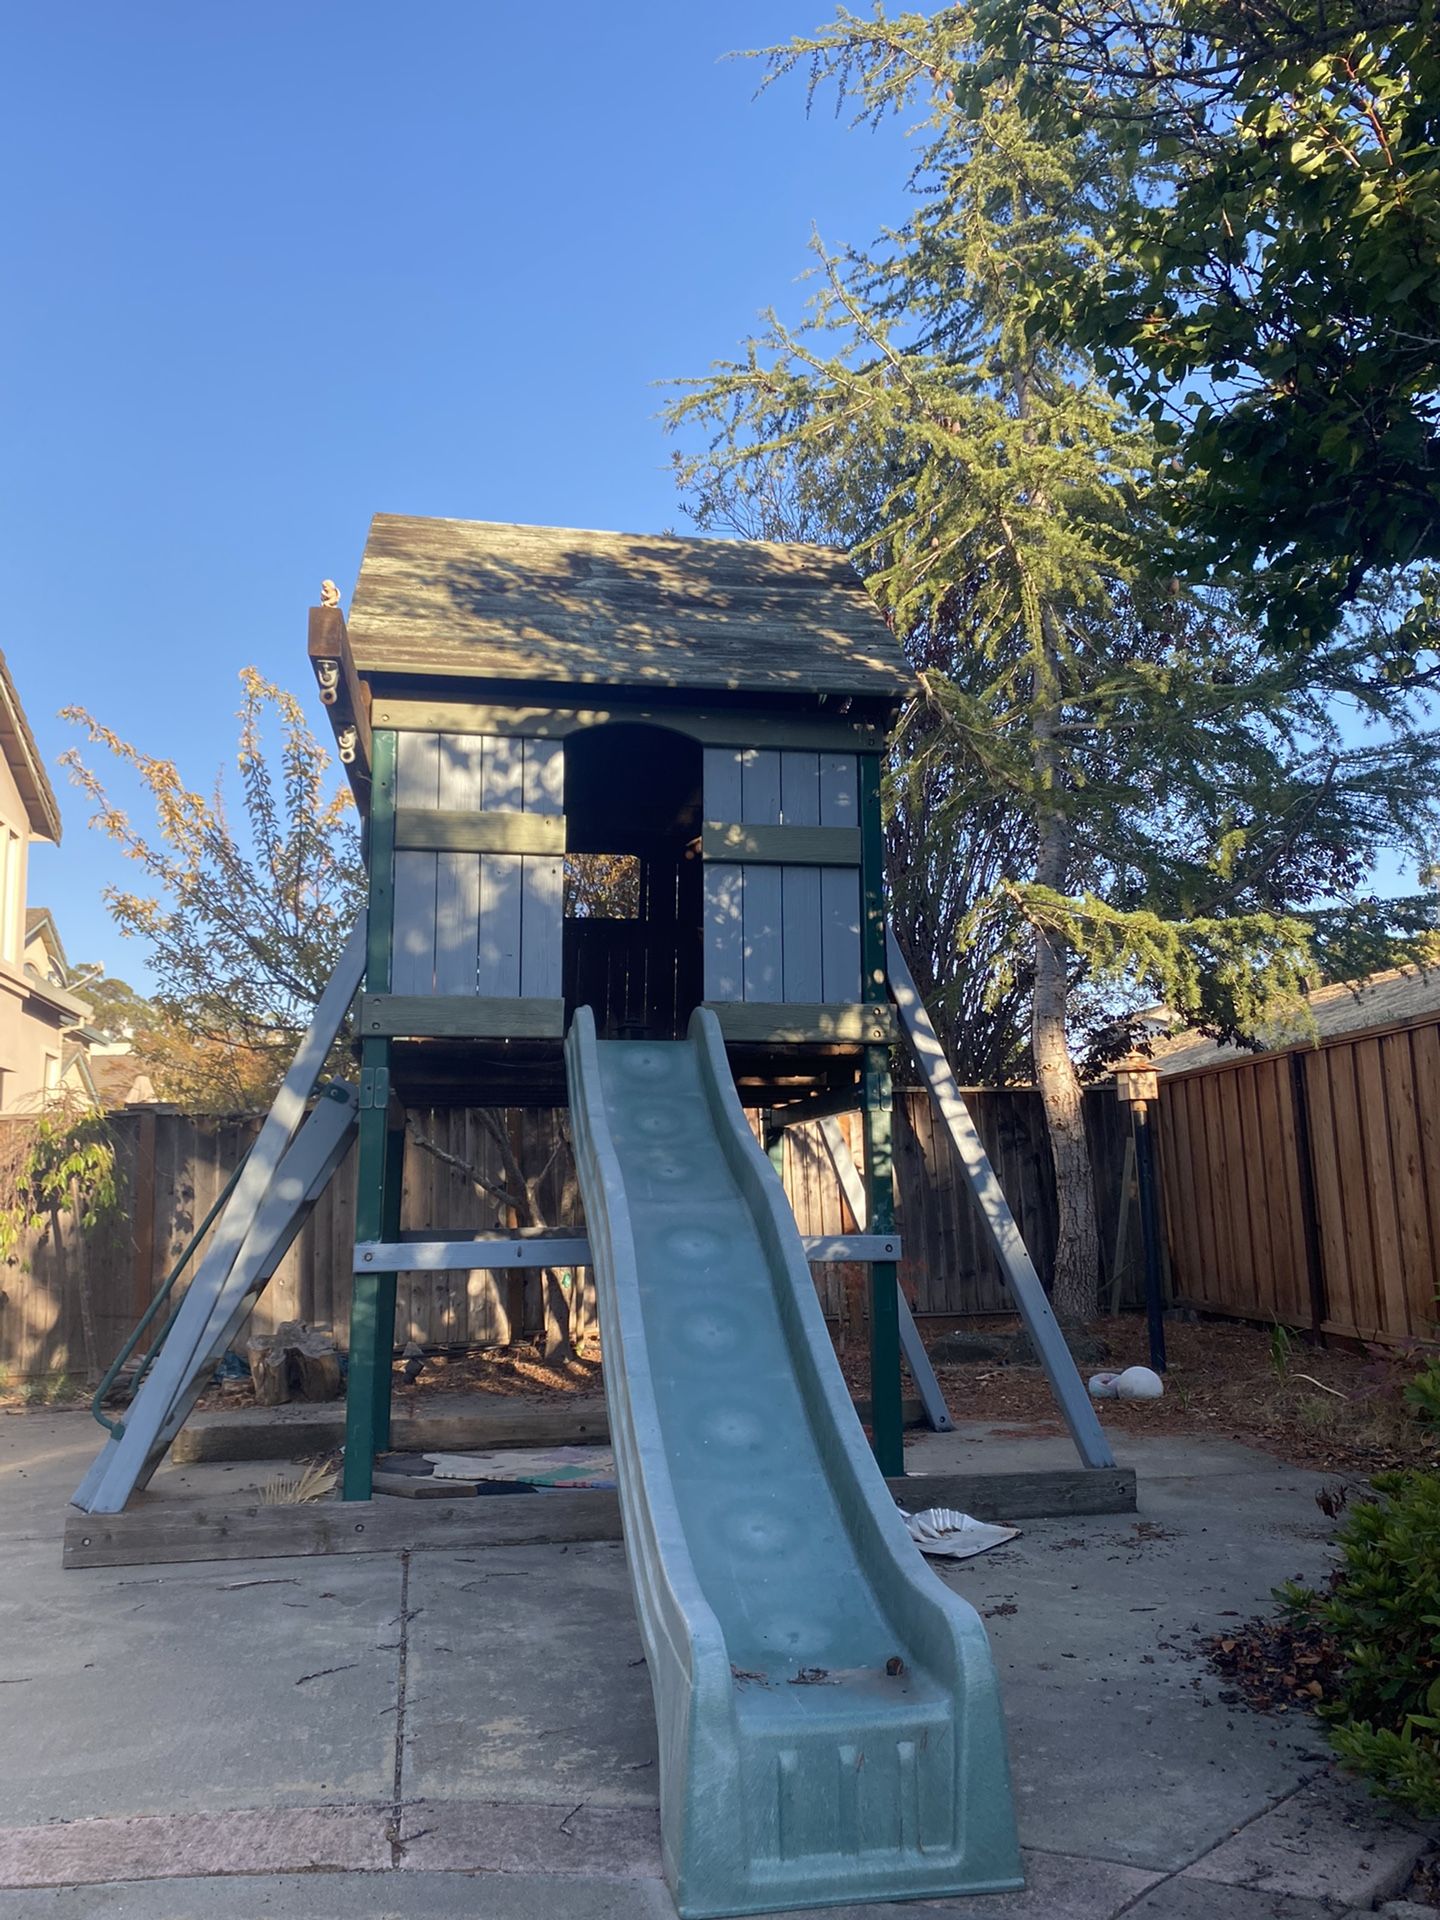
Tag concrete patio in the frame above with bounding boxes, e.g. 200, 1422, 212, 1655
0, 1408, 1428, 1918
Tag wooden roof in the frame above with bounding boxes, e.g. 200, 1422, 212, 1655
345, 514, 915, 702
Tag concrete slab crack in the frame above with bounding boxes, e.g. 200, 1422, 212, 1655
388, 1548, 411, 1864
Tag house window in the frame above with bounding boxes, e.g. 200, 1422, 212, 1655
43, 1052, 60, 1099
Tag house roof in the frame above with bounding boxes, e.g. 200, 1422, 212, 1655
1154, 962, 1440, 1076
24, 906, 67, 969
345, 514, 917, 704
88, 1050, 157, 1107
0, 652, 61, 842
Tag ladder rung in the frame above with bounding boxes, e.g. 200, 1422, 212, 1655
355, 1237, 590, 1272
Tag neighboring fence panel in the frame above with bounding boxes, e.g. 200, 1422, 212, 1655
1156, 1016, 1440, 1344
0, 1085, 1136, 1378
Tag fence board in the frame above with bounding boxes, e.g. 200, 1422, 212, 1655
1157, 1013, 1440, 1344
1, 1080, 1141, 1377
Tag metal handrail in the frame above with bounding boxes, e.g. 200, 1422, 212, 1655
90, 1155, 249, 1436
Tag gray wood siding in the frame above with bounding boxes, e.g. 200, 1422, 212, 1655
702, 749, 862, 1005
388, 732, 564, 999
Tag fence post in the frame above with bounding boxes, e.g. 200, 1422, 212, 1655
1288, 1052, 1329, 1343
130, 1108, 158, 1322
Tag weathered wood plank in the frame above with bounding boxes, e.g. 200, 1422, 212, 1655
433, 851, 479, 995
391, 853, 438, 995
63, 1464, 1135, 1568
521, 737, 564, 815
779, 751, 820, 826
358, 995, 564, 1038
477, 853, 523, 996
701, 823, 863, 866
819, 866, 862, 1004
781, 865, 824, 1004
706, 1003, 897, 1045
703, 863, 743, 1002
395, 809, 566, 855
818, 754, 858, 827
520, 856, 563, 1000
740, 748, 782, 826
172, 1396, 616, 1464
741, 865, 782, 1002
702, 746, 743, 821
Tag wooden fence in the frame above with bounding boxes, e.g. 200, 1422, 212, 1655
0, 1088, 1138, 1379
1156, 1014, 1440, 1345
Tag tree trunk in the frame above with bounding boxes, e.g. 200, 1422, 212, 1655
1032, 913, 1099, 1323
1031, 607, 1101, 1325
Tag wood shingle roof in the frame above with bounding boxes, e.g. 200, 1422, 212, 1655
345, 514, 915, 703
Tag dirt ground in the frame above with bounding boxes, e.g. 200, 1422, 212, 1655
909, 1313, 1440, 1478
212, 1309, 1440, 1479
8, 1310, 1436, 1479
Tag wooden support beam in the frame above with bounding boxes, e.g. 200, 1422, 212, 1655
355, 1236, 591, 1273
701, 822, 861, 866
765, 1084, 863, 1129
705, 1003, 897, 1046
393, 808, 566, 855
370, 698, 887, 755
63, 1466, 1137, 1568
358, 995, 566, 1039
307, 604, 372, 799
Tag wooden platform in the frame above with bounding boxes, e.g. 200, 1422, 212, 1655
64, 1467, 1137, 1569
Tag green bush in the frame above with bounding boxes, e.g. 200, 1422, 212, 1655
1281, 1362, 1440, 1818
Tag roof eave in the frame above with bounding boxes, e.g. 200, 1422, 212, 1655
0, 653, 62, 843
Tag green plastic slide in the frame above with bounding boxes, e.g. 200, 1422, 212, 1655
564, 1007, 1022, 1917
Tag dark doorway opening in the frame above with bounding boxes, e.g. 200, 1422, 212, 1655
562, 724, 703, 1040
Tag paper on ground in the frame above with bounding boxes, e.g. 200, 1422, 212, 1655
901, 1507, 1019, 1559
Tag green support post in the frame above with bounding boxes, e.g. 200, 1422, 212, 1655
370, 1114, 406, 1453
858, 752, 904, 1476
343, 729, 397, 1502
863, 1049, 904, 1476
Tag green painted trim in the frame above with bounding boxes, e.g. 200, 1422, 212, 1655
370, 698, 887, 754
359, 995, 565, 1039
863, 1046, 904, 1477
344, 1037, 395, 1501
705, 1002, 897, 1045
366, 730, 398, 993
857, 751, 887, 1004
371, 1119, 405, 1454
701, 822, 861, 866
394, 808, 566, 855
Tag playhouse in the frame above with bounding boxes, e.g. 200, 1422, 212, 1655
70, 513, 1124, 1918
310, 514, 916, 1493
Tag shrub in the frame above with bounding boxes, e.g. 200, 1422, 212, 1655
1280, 1360, 1440, 1817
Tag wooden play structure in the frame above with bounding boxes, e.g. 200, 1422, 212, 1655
69, 514, 1127, 1915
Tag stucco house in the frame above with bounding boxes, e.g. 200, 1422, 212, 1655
0, 653, 97, 1113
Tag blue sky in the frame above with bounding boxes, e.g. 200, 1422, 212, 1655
1, 3, 910, 984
